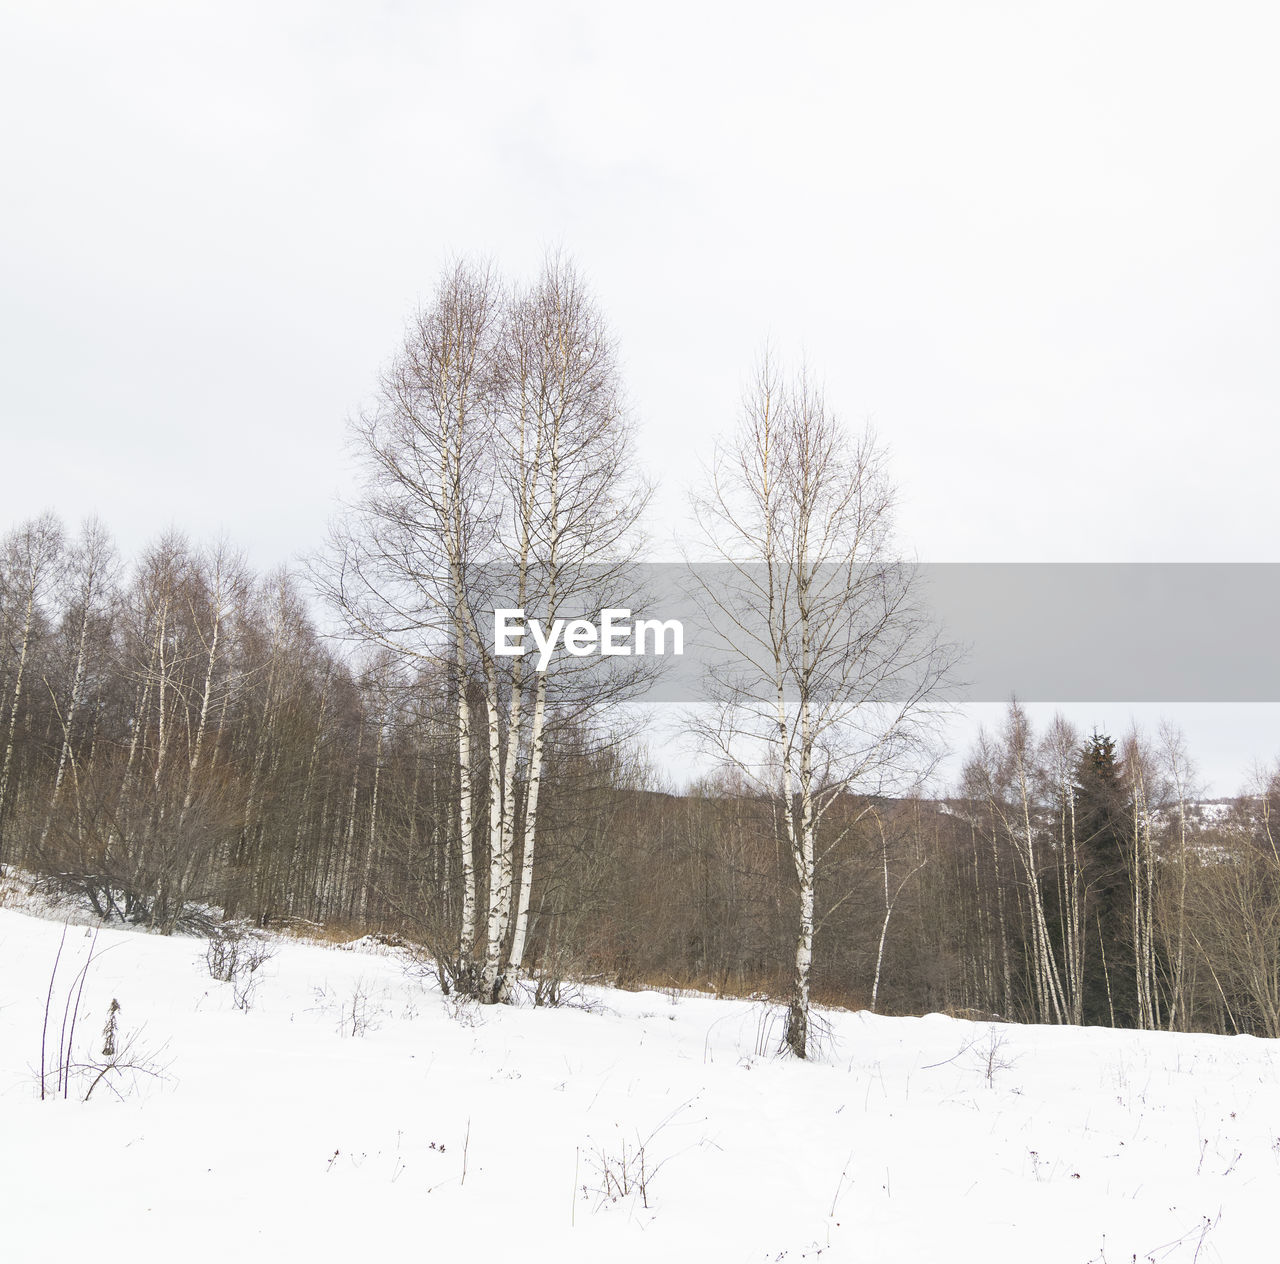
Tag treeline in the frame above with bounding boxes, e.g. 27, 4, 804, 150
938, 708, 1280, 1038
588, 719, 1280, 1042
3, 513, 1278, 1037
0, 512, 519, 937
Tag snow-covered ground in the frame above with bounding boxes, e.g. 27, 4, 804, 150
1, 898, 1275, 1263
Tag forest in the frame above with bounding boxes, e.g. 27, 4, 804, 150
3, 260, 1278, 1056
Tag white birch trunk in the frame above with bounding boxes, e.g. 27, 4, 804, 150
454, 625, 477, 968
480, 679, 511, 1000
504, 670, 546, 990
181, 587, 221, 821
42, 589, 92, 846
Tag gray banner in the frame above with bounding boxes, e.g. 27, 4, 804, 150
465, 563, 1280, 703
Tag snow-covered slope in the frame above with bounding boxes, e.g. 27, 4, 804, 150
0, 904, 1273, 1263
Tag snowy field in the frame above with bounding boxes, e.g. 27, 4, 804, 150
1, 899, 1275, 1263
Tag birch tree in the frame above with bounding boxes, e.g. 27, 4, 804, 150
977, 703, 1070, 1024
484, 252, 649, 1002
868, 802, 929, 1013
0, 513, 63, 867
691, 356, 954, 1057
321, 259, 503, 988
1043, 714, 1086, 1024
40, 518, 116, 851
1155, 722, 1196, 1031
1121, 729, 1163, 1030
328, 254, 649, 1000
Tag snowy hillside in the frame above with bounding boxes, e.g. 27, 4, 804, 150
0, 902, 1274, 1263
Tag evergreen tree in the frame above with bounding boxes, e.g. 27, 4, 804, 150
1075, 731, 1134, 1025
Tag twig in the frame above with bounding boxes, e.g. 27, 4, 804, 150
830, 1149, 854, 1216
41, 921, 69, 1101
63, 925, 100, 1098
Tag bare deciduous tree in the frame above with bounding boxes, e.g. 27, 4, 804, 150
0, 512, 64, 868
691, 354, 954, 1056
39, 516, 117, 851
322, 254, 648, 1002
319, 258, 503, 987
482, 254, 651, 999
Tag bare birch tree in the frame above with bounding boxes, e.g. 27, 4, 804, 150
40, 517, 117, 851
0, 513, 63, 867
868, 802, 929, 1013
1121, 729, 1163, 1030
323, 255, 647, 1001
320, 258, 503, 987
1155, 721, 1197, 1031
691, 355, 954, 1056
484, 252, 649, 1001
1043, 714, 1086, 1024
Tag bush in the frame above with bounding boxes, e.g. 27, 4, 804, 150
205, 924, 276, 1011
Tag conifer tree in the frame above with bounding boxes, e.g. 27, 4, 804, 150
1075, 731, 1134, 1025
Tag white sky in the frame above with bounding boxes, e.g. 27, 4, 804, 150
4, 1, 1279, 792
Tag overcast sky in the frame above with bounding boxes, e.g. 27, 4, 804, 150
4, 1, 1279, 792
